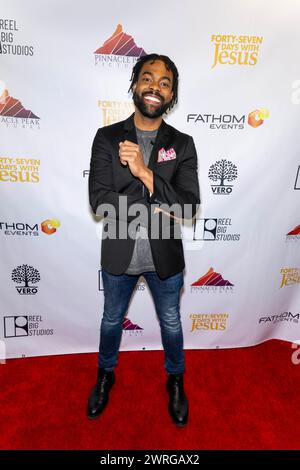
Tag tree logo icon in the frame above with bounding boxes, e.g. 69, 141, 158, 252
208, 159, 238, 195
12, 264, 40, 295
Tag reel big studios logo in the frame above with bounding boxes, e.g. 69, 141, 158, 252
3, 315, 54, 338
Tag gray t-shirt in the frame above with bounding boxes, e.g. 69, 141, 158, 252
125, 127, 158, 275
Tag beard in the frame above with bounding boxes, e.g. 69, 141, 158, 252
133, 91, 171, 118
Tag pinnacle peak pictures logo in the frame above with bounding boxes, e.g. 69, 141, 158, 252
123, 317, 143, 336
186, 108, 269, 130
0, 156, 41, 183
94, 24, 146, 67
209, 159, 238, 195
12, 264, 40, 295
0, 81, 40, 128
286, 224, 300, 242
0, 219, 60, 236
211, 34, 263, 69
193, 217, 240, 242
191, 267, 234, 293
98, 100, 134, 126
190, 313, 229, 332
3, 315, 54, 339
280, 268, 300, 289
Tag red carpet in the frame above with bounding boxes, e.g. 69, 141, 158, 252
0, 339, 299, 450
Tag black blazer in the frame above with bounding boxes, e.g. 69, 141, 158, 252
89, 113, 200, 279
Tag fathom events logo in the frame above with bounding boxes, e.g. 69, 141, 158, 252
3, 315, 54, 338
0, 219, 60, 236
94, 24, 146, 67
0, 80, 40, 128
41, 219, 60, 235
211, 34, 264, 69
12, 264, 40, 295
259, 311, 299, 325
187, 108, 269, 130
191, 267, 234, 293
248, 109, 269, 128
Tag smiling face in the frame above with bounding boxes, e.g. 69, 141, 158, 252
132, 59, 174, 119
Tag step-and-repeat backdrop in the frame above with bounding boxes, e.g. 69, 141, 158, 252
1, 0, 300, 360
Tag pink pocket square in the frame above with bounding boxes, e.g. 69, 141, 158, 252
157, 147, 177, 163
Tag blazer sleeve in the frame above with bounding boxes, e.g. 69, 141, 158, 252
149, 136, 200, 219
89, 128, 146, 222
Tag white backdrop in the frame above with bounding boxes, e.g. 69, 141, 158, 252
1, 0, 300, 360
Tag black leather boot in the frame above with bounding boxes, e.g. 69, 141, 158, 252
87, 368, 115, 419
166, 373, 188, 427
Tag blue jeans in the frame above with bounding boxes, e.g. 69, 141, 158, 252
99, 269, 184, 374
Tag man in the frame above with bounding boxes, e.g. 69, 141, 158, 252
88, 54, 200, 427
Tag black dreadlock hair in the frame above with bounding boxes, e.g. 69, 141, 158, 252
128, 53, 179, 112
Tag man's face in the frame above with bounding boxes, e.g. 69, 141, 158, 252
132, 60, 174, 119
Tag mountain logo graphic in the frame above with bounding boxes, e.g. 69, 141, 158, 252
123, 318, 143, 330
287, 224, 300, 236
191, 267, 234, 286
95, 24, 146, 57
0, 81, 39, 119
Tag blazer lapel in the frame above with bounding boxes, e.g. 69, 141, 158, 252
123, 113, 138, 145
